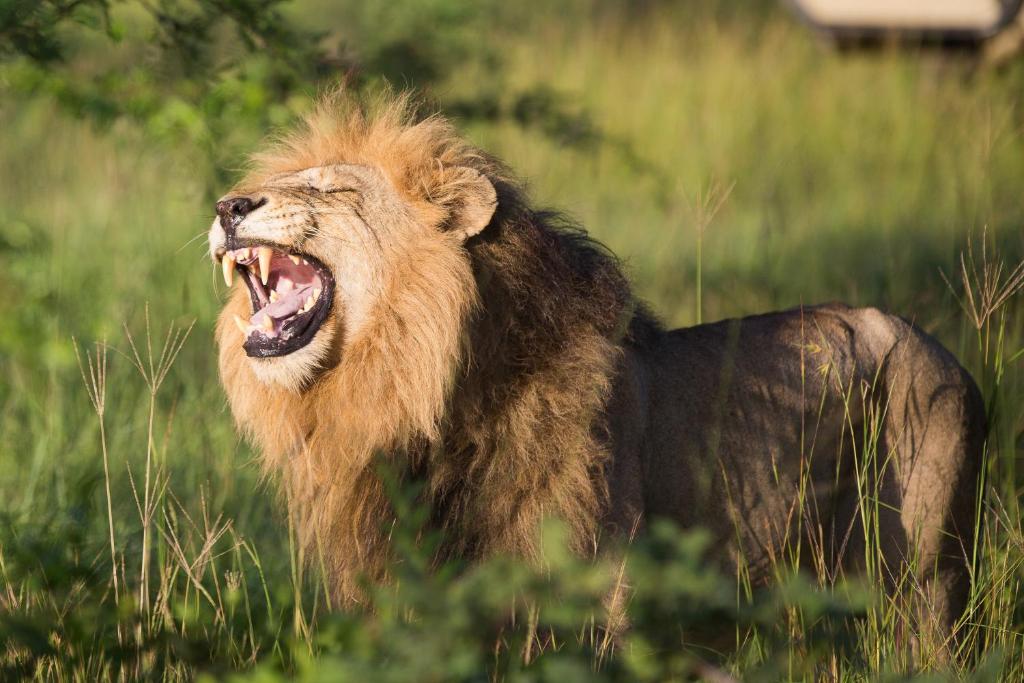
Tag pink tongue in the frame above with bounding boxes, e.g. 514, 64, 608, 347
251, 284, 314, 331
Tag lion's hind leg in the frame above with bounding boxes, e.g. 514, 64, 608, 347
868, 312, 986, 662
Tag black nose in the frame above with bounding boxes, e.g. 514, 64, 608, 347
216, 196, 257, 222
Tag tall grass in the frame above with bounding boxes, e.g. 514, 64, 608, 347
2, 5, 1024, 680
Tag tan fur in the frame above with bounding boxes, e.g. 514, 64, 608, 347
210, 92, 984, 648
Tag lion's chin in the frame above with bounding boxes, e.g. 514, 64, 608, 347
247, 323, 337, 393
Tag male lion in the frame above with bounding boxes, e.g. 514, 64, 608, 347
208, 93, 984, 648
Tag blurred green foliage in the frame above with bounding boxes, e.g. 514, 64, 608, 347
0, 0, 634, 192
0, 0, 113, 63
0, 0, 593, 189
4, 0, 1024, 680
1, 0, 329, 186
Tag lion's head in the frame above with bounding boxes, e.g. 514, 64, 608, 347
209, 94, 497, 393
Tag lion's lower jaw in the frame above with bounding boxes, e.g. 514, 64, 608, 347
248, 324, 337, 392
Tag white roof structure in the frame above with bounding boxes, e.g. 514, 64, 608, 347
791, 0, 1022, 43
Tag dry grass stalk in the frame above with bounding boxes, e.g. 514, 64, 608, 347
120, 305, 194, 613
74, 338, 119, 606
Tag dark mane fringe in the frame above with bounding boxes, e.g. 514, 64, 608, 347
423, 171, 654, 564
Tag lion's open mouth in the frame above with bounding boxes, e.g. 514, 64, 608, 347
222, 246, 334, 358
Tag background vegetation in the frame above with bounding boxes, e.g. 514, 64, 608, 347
2, 0, 1024, 679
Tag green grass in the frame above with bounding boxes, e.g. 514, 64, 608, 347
3, 4, 1024, 680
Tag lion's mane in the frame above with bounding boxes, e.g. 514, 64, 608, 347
217, 94, 653, 603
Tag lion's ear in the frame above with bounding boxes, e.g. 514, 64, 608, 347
442, 167, 497, 241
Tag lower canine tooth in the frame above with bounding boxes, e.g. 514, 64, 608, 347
232, 314, 248, 335
258, 247, 272, 285
313, 288, 321, 299
261, 316, 274, 332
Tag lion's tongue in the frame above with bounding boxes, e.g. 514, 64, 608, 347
249, 283, 316, 338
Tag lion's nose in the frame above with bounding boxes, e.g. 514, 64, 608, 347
216, 196, 258, 222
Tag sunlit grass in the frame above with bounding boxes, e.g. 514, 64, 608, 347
2, 5, 1024, 680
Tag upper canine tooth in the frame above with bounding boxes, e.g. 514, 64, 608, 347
258, 247, 272, 285
289, 254, 301, 265
222, 253, 236, 287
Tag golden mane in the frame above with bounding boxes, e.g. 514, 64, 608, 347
218, 91, 640, 604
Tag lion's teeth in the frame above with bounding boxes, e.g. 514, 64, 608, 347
258, 247, 272, 285
232, 314, 248, 335
289, 254, 301, 265
222, 253, 235, 287
269, 290, 279, 303
313, 288, 321, 299
261, 316, 274, 332
297, 295, 316, 314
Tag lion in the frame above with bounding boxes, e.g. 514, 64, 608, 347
208, 92, 984, 649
